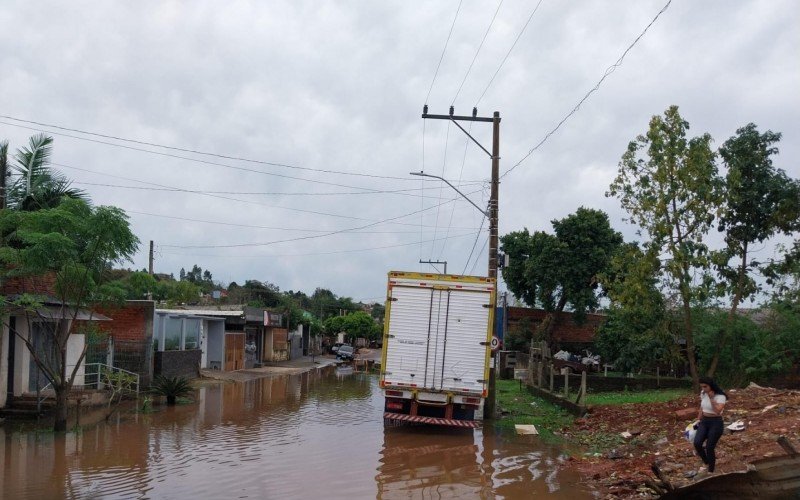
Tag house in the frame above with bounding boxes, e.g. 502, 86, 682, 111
153, 307, 292, 376
1, 302, 112, 408
505, 307, 606, 352
0, 275, 109, 408
76, 300, 156, 387
153, 309, 232, 377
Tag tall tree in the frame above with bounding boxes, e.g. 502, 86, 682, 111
596, 243, 677, 372
708, 123, 800, 375
500, 207, 622, 343
607, 105, 722, 389
4, 134, 88, 211
0, 198, 139, 431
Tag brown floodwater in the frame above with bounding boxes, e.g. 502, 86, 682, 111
1, 367, 591, 499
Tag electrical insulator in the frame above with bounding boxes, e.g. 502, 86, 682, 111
423, 104, 428, 115
473, 107, 478, 117
449, 105, 454, 116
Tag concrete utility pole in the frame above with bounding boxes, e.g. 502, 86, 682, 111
149, 240, 155, 275
419, 105, 501, 419
419, 259, 447, 274
0, 145, 6, 210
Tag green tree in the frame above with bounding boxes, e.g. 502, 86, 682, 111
1, 134, 88, 211
126, 271, 158, 299
162, 280, 201, 304
500, 207, 623, 343
707, 124, 800, 375
0, 198, 139, 431
596, 244, 677, 372
341, 311, 381, 342
607, 105, 723, 389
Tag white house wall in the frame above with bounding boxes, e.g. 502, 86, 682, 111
0, 318, 8, 407
66, 333, 85, 387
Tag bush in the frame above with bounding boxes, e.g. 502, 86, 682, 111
151, 376, 193, 405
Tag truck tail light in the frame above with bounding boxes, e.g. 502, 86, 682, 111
386, 390, 403, 397
386, 401, 403, 410
463, 397, 480, 405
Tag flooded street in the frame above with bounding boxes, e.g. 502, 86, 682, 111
2, 368, 590, 499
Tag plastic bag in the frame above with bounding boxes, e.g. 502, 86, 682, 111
683, 421, 699, 442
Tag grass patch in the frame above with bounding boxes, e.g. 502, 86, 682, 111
583, 388, 689, 406
496, 379, 574, 442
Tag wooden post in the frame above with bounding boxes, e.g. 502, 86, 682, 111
656, 366, 660, 387
579, 371, 587, 406
537, 361, 543, 388
549, 364, 554, 393
563, 370, 569, 397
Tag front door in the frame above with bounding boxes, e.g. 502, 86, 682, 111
224, 333, 245, 371
29, 322, 57, 392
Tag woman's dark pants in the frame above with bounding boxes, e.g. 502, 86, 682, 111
694, 416, 724, 472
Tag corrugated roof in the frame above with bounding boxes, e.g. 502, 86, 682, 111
156, 309, 244, 317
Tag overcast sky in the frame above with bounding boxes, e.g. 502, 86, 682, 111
1, 0, 798, 304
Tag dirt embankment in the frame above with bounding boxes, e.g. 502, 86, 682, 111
564, 384, 800, 498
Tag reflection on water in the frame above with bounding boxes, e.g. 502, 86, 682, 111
1, 369, 589, 499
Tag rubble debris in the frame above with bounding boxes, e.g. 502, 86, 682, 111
568, 384, 800, 498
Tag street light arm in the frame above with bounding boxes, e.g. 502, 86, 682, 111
410, 171, 488, 216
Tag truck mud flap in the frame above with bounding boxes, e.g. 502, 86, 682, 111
383, 412, 480, 428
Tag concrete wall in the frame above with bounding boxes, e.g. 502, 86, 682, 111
289, 327, 303, 360
154, 350, 201, 379
534, 369, 691, 393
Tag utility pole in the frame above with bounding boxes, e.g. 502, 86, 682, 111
0, 144, 6, 211
147, 240, 155, 300
149, 240, 155, 275
420, 105, 501, 419
419, 259, 447, 274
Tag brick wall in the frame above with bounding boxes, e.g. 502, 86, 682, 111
0, 272, 58, 296
506, 307, 606, 344
91, 301, 155, 342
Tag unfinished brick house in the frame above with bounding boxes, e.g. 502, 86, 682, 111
505, 306, 606, 352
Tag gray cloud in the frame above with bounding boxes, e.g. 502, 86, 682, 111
1, 0, 797, 302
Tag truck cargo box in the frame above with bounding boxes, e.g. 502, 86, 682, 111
380, 271, 496, 427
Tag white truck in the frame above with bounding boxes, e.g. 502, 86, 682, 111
379, 271, 496, 428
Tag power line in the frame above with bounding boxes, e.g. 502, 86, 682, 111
160, 188, 483, 249
475, 0, 546, 107
502, 0, 672, 178
437, 120, 476, 261
462, 214, 487, 274
425, 0, 464, 104
452, 0, 504, 105
0, 119, 481, 191
159, 230, 479, 259
71, 180, 482, 199
0, 115, 427, 182
56, 161, 482, 227
128, 210, 481, 233
469, 236, 489, 275
429, 121, 452, 258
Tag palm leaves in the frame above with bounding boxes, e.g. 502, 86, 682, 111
151, 375, 194, 405
2, 133, 88, 211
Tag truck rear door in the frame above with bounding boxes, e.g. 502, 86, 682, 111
437, 289, 491, 395
384, 283, 491, 395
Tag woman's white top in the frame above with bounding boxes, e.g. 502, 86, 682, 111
700, 392, 726, 416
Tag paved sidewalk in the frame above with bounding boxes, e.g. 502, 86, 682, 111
200, 356, 337, 383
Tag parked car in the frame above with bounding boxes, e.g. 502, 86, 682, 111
336, 345, 355, 362
330, 342, 343, 354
